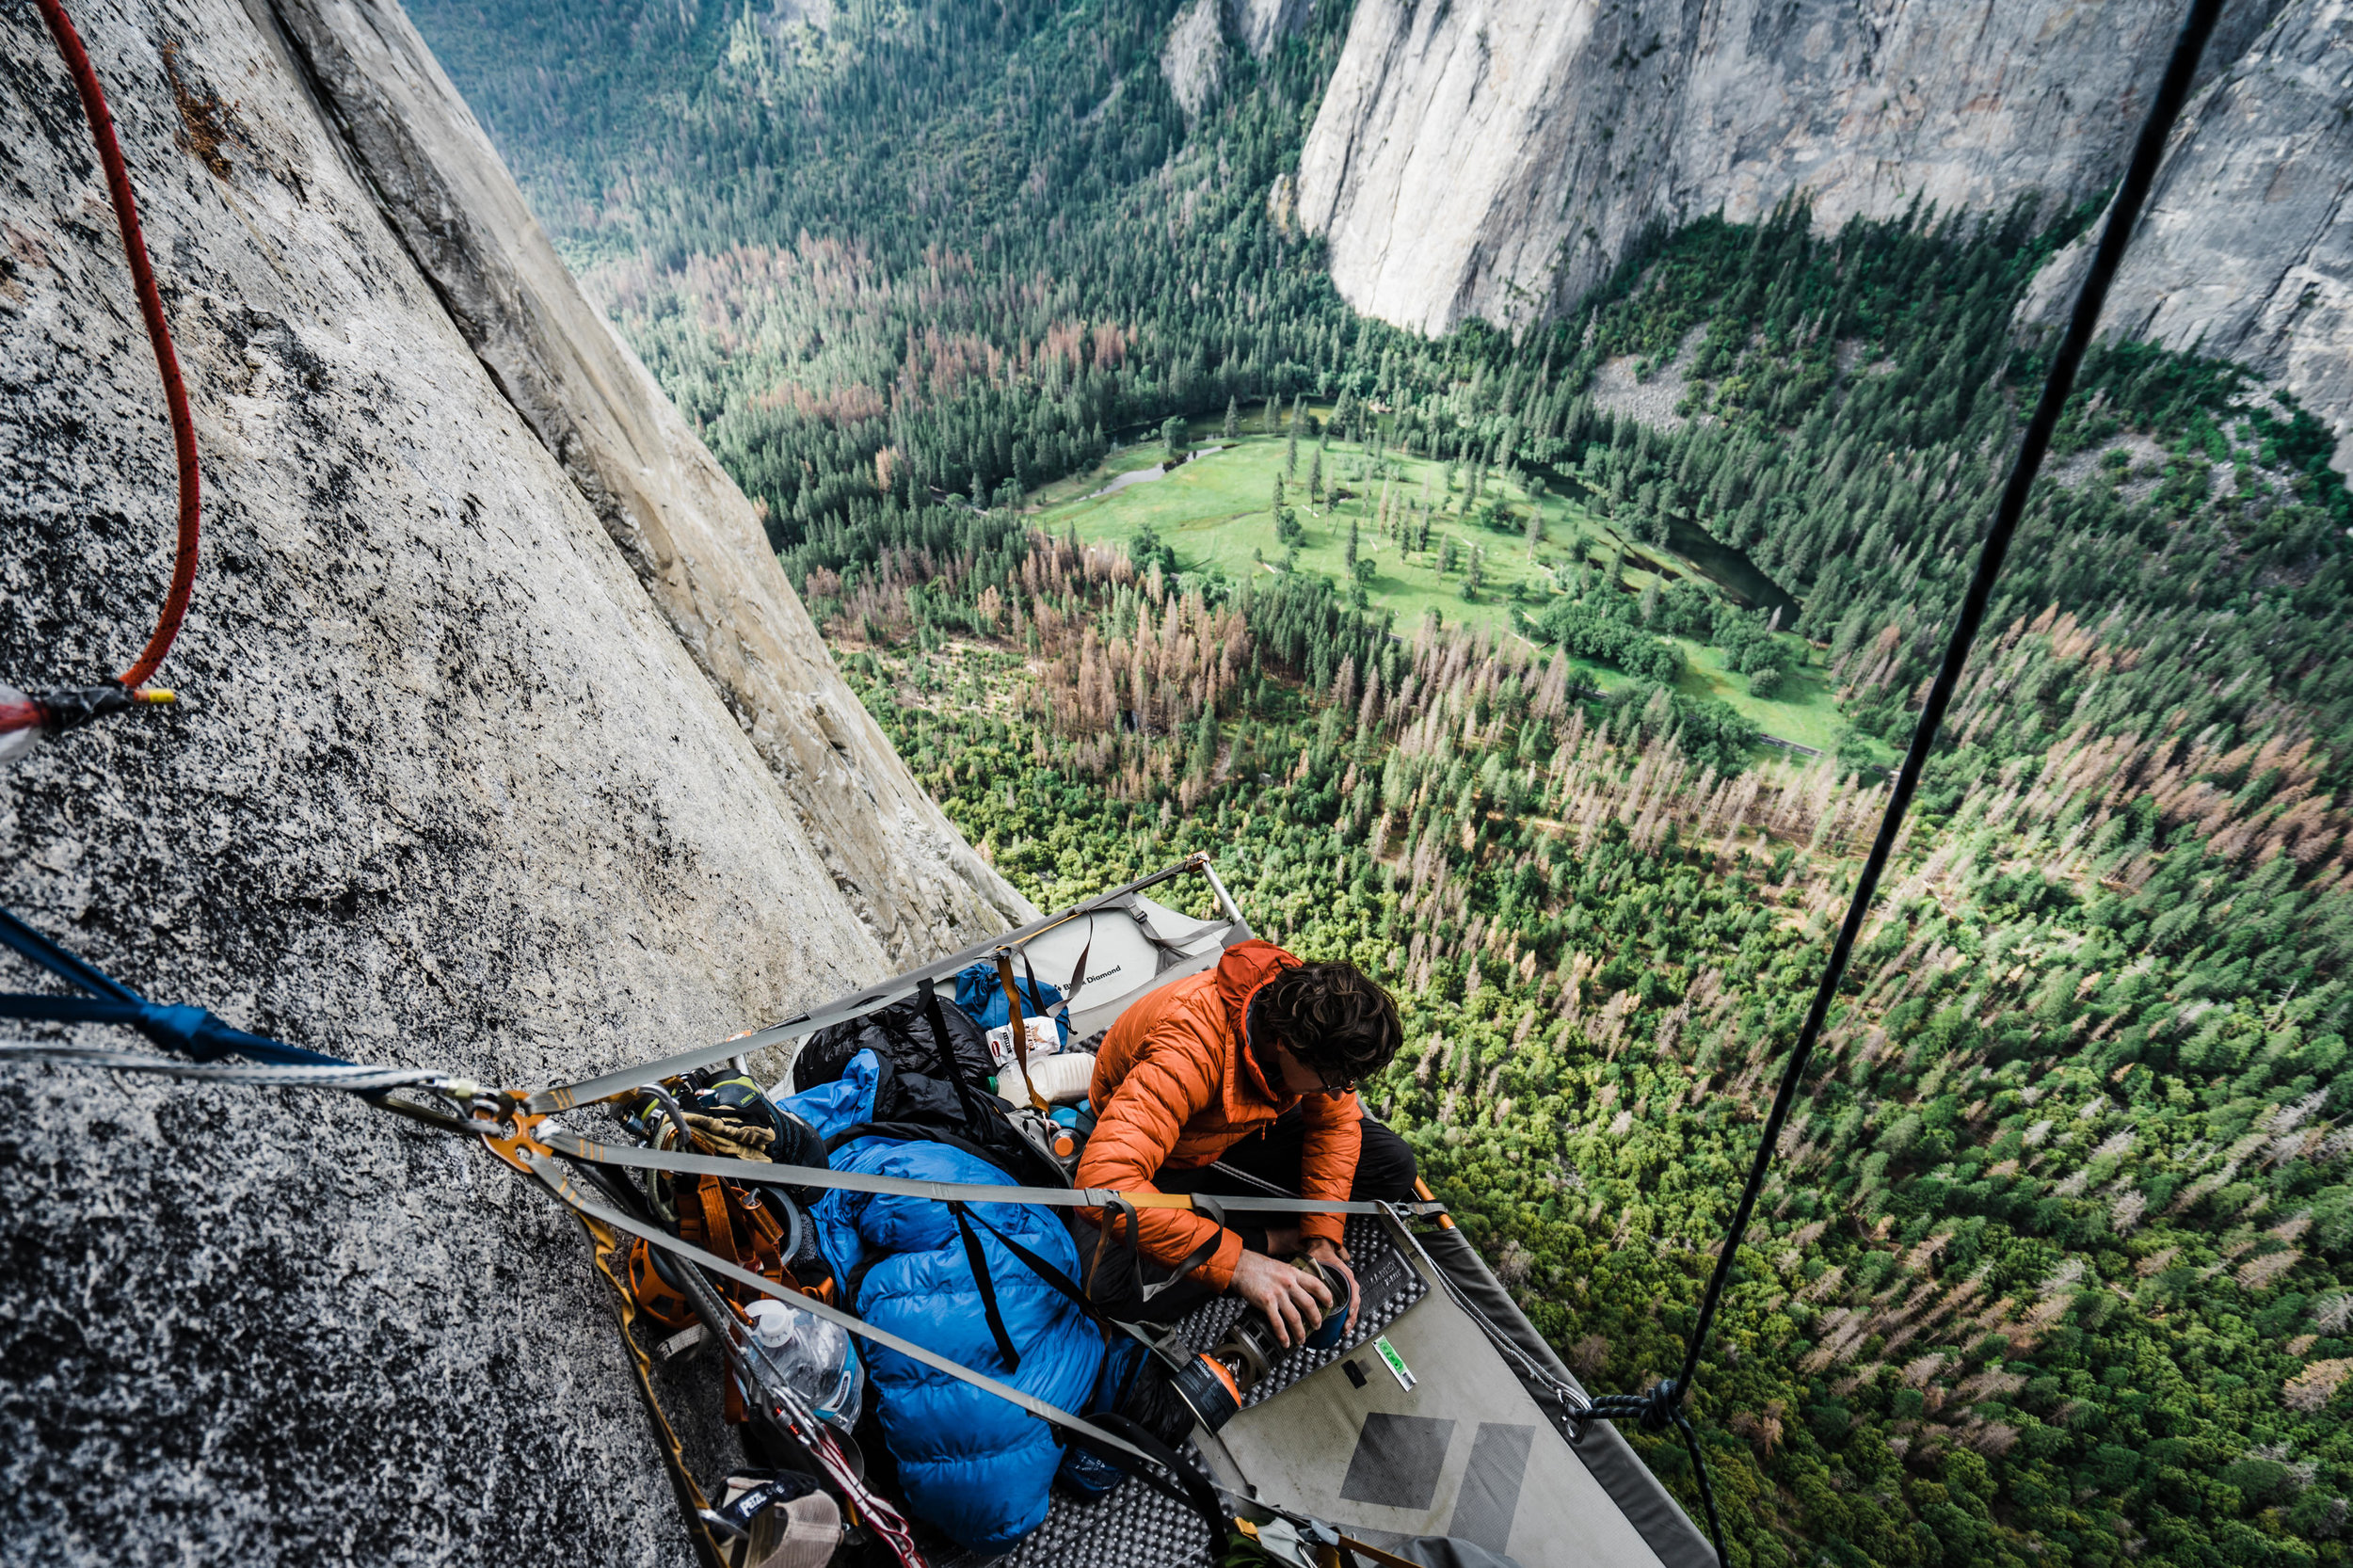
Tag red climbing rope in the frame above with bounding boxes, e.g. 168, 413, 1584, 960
34, 0, 200, 692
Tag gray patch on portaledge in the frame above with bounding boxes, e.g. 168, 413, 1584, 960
1340, 1413, 1456, 1512
1447, 1422, 1536, 1551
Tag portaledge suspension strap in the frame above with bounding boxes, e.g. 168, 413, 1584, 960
536, 1128, 1446, 1219
994, 948, 1051, 1114
918, 975, 985, 1128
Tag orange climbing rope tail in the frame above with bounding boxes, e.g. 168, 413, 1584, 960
34, 0, 200, 691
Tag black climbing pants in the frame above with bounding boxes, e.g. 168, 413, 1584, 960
1076, 1111, 1418, 1322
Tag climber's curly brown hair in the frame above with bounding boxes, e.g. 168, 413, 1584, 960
1253, 961, 1403, 1084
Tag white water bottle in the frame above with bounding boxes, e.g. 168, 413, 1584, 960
744, 1297, 863, 1430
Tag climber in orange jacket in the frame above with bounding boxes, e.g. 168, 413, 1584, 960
1076, 939, 1416, 1346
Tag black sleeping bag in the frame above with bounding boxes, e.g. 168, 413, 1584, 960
792, 989, 996, 1096
792, 1002, 1066, 1192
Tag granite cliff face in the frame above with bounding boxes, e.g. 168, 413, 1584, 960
2019, 0, 2353, 470
1228, 0, 1313, 57
0, 0, 1026, 1560
1295, 0, 2350, 457
1160, 0, 1314, 115
1163, 0, 1226, 118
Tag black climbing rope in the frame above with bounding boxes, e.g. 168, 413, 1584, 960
1573, 0, 2230, 1560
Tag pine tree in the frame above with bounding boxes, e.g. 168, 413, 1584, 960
1345, 518, 1359, 574
1190, 706, 1218, 779
1223, 395, 1239, 440
1308, 450, 1323, 509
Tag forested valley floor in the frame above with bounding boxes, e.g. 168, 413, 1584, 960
411, 1, 2353, 1563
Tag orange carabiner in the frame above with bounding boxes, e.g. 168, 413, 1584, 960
477, 1101, 553, 1174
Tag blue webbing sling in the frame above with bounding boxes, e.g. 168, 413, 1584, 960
0, 905, 346, 1068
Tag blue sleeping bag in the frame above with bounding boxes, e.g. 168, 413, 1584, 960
776, 1051, 1103, 1553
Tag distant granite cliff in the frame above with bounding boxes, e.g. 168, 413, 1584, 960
0, 0, 1026, 1560
1160, 0, 1315, 116
1294, 0, 2350, 462
2020, 0, 2352, 469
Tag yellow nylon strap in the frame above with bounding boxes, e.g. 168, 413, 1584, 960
994, 949, 1052, 1114
579, 1210, 731, 1568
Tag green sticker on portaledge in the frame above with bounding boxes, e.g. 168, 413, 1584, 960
1374, 1335, 1417, 1391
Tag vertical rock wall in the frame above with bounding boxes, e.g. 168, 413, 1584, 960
1164, 0, 1226, 119
1227, 0, 1312, 58
272, 0, 1033, 961
0, 0, 1023, 1560
1159, 0, 1315, 116
2019, 0, 2353, 471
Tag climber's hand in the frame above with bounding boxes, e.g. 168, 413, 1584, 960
1304, 1237, 1362, 1336
1231, 1247, 1333, 1349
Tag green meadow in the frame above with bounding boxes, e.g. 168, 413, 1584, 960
1029, 417, 1856, 755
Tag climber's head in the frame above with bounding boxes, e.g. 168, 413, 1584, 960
1255, 961, 1402, 1096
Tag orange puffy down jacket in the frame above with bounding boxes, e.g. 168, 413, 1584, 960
1076, 939, 1362, 1290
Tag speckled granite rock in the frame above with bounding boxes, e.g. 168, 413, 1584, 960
0, 0, 1024, 1560
1294, 0, 2346, 456
2018, 0, 2353, 471
272, 0, 1032, 960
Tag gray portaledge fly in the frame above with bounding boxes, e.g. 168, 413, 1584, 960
1410, 1223, 1718, 1568
530, 853, 1251, 1114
